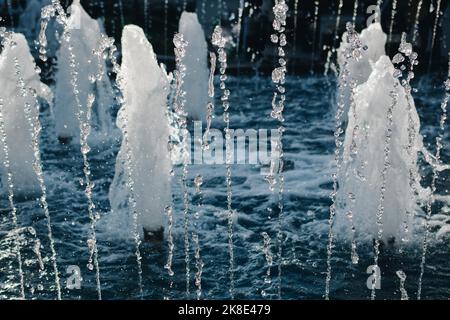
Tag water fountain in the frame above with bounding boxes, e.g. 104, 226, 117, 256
0, 0, 449, 302
178, 11, 209, 122
109, 25, 172, 241
53, 0, 114, 143
0, 32, 52, 196
335, 25, 425, 243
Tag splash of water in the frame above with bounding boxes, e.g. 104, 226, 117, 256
212, 25, 235, 299
417, 54, 450, 300
12, 55, 62, 300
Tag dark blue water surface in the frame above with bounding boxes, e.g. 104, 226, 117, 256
1, 75, 450, 300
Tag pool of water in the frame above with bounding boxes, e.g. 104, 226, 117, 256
1, 75, 450, 300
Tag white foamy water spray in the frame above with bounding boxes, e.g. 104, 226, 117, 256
178, 12, 209, 122
52, 0, 114, 141
110, 25, 172, 298
212, 25, 236, 299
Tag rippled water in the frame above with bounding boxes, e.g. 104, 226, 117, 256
0, 76, 449, 300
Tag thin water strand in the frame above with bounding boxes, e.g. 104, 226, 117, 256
203, 52, 216, 150
417, 54, 450, 300
164, 0, 169, 56
193, 174, 204, 300
324, 0, 343, 76
292, 0, 299, 63
212, 25, 235, 299
427, 0, 442, 72
396, 34, 419, 245
67, 35, 103, 301
396, 270, 409, 300
261, 232, 273, 298
310, 1, 319, 74
352, 0, 359, 25
13, 57, 62, 300
164, 205, 175, 280
117, 0, 125, 29
388, 0, 398, 49
173, 32, 191, 297
269, 0, 289, 299
411, 0, 423, 44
